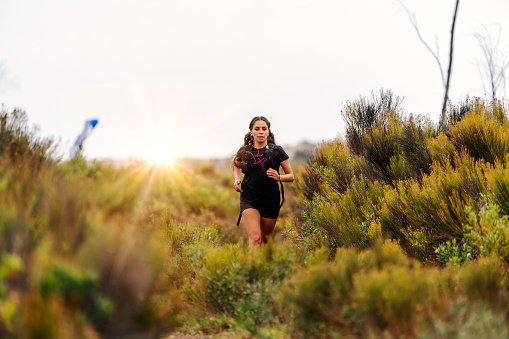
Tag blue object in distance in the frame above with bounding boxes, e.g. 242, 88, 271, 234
70, 119, 99, 159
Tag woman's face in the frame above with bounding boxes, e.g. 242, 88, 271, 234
251, 120, 269, 143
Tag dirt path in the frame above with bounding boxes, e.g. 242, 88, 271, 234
162, 334, 230, 339
106, 331, 231, 339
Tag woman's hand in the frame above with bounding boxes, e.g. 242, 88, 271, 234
266, 168, 280, 181
233, 179, 243, 192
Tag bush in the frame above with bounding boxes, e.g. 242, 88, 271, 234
447, 109, 509, 165
485, 157, 509, 216
463, 204, 509, 265
280, 242, 441, 338
0, 108, 58, 167
304, 176, 387, 253
296, 96, 509, 265
378, 152, 486, 260
341, 88, 404, 157
184, 241, 308, 336
280, 242, 509, 338
38, 264, 114, 323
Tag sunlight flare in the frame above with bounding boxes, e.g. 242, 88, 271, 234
146, 143, 177, 167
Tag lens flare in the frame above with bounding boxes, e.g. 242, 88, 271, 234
146, 143, 176, 167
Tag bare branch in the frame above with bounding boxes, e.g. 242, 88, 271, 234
397, 0, 446, 87
440, 0, 460, 118
475, 24, 509, 100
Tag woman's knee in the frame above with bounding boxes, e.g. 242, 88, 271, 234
249, 233, 262, 245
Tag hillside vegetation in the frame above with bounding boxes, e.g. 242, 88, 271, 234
0, 93, 508, 338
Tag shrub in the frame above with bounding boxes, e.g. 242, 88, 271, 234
341, 88, 404, 156
485, 157, 509, 216
458, 257, 506, 306
0, 253, 23, 334
392, 115, 435, 179
38, 264, 114, 323
281, 243, 509, 338
296, 139, 349, 201
184, 242, 307, 336
439, 97, 474, 132
463, 204, 509, 265
377, 153, 486, 260
281, 242, 444, 338
0, 108, 58, 167
19, 291, 99, 339
446, 110, 509, 165
435, 238, 474, 265
304, 176, 388, 253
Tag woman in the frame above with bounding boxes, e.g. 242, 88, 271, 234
233, 116, 294, 248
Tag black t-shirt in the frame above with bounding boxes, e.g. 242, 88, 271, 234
236, 144, 289, 204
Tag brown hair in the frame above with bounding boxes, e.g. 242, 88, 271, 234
243, 116, 276, 146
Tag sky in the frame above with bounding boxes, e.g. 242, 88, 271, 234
0, 0, 508, 162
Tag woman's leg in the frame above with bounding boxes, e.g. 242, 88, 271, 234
242, 208, 262, 248
260, 217, 277, 244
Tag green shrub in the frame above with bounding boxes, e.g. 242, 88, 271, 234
439, 97, 474, 132
281, 242, 446, 338
447, 110, 509, 165
392, 115, 435, 179
458, 257, 506, 306
428, 133, 456, 168
377, 153, 486, 260
296, 139, 353, 201
305, 176, 388, 253
436, 238, 474, 265
38, 264, 113, 323
341, 88, 404, 157
485, 157, 509, 216
296, 96, 508, 265
0, 108, 57, 167
281, 242, 509, 338
184, 242, 307, 335
463, 204, 509, 265
0, 253, 23, 334
354, 263, 441, 337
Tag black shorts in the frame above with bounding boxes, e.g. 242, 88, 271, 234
240, 196, 281, 219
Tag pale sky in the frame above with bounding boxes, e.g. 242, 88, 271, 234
0, 0, 508, 161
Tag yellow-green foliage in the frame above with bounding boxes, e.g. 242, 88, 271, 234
3, 97, 509, 338
464, 204, 509, 266
306, 176, 388, 252
133, 162, 239, 225
378, 152, 486, 258
447, 109, 509, 165
184, 241, 309, 335
280, 242, 508, 339
0, 108, 238, 337
485, 156, 509, 216
296, 96, 508, 264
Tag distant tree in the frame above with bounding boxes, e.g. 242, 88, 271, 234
475, 24, 509, 100
398, 0, 460, 130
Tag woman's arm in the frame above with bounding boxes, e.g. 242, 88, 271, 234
233, 160, 243, 192
266, 159, 294, 182
279, 159, 294, 182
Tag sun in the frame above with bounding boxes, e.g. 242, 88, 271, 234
146, 143, 177, 167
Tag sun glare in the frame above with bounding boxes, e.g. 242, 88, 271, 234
146, 144, 177, 167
